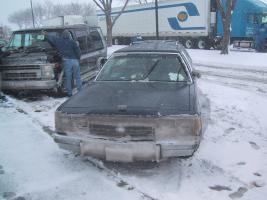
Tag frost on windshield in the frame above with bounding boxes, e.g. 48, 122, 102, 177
97, 54, 189, 82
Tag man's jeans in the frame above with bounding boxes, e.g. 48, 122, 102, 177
63, 59, 82, 96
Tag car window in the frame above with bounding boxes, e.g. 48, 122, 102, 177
87, 30, 104, 52
97, 54, 189, 82
75, 30, 87, 53
8, 30, 60, 50
148, 57, 188, 81
10, 33, 22, 48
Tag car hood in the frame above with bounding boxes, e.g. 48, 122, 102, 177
58, 81, 196, 116
1, 51, 54, 66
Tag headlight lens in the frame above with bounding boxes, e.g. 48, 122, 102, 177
41, 65, 55, 79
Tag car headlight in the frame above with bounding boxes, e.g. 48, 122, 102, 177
41, 65, 55, 79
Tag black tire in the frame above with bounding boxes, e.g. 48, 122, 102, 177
197, 39, 211, 50
185, 38, 194, 49
197, 39, 206, 49
53, 86, 67, 97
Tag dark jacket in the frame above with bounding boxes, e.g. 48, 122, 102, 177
46, 34, 81, 60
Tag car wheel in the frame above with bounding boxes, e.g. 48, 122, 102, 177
197, 39, 206, 49
185, 39, 194, 49
53, 86, 67, 97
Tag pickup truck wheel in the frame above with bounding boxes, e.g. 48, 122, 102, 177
185, 39, 194, 49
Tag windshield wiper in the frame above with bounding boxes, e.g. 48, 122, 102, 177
142, 60, 160, 80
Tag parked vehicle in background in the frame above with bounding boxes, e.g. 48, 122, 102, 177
54, 40, 202, 162
0, 19, 107, 94
97, 0, 267, 51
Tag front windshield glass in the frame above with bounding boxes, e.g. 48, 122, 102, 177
97, 54, 189, 82
8, 30, 60, 50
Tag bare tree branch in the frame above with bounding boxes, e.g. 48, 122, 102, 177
93, 0, 105, 12
92, 0, 130, 46
112, 0, 130, 26
215, 0, 226, 19
215, 0, 237, 54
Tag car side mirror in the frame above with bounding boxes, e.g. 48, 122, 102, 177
192, 70, 201, 78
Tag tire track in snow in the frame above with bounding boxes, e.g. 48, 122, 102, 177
195, 67, 267, 95
2, 95, 158, 200
194, 63, 267, 74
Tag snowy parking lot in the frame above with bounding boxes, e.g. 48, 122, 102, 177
1, 47, 267, 200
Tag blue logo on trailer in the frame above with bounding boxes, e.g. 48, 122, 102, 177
167, 3, 205, 30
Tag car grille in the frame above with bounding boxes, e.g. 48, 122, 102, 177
89, 124, 155, 141
1, 65, 41, 80
4, 72, 37, 80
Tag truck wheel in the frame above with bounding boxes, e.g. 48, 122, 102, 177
197, 39, 211, 50
185, 39, 194, 49
114, 38, 119, 45
197, 39, 206, 49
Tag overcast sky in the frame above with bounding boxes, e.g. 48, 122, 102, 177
0, 0, 95, 29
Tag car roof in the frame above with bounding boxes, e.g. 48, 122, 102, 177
13, 24, 100, 33
115, 40, 186, 54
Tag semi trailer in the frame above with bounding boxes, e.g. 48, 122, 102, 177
97, 0, 267, 51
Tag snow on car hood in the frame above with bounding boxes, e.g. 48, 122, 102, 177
58, 81, 196, 116
1, 52, 49, 65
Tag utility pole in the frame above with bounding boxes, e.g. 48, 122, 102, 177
30, 0, 35, 28
155, 0, 159, 39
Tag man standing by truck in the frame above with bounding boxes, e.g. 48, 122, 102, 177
43, 30, 82, 96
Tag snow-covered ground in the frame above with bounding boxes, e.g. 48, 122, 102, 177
1, 47, 267, 200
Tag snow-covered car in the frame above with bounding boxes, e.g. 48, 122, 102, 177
54, 40, 202, 162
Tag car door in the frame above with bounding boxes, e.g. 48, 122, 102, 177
86, 28, 106, 70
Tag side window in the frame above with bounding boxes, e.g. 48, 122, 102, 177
74, 30, 87, 53
248, 14, 258, 24
87, 30, 104, 52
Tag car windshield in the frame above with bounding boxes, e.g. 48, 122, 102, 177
97, 54, 189, 82
8, 30, 61, 50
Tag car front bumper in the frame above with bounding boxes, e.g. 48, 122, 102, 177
53, 134, 200, 162
1, 80, 57, 90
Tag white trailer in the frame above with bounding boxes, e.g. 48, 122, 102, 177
97, 0, 217, 49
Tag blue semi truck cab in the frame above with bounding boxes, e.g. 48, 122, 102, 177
216, 0, 267, 52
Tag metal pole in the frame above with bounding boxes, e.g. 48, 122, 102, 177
155, 0, 159, 39
30, 0, 35, 28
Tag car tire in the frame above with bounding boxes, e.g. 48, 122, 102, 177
197, 39, 206, 49
114, 38, 119, 45
185, 39, 194, 49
